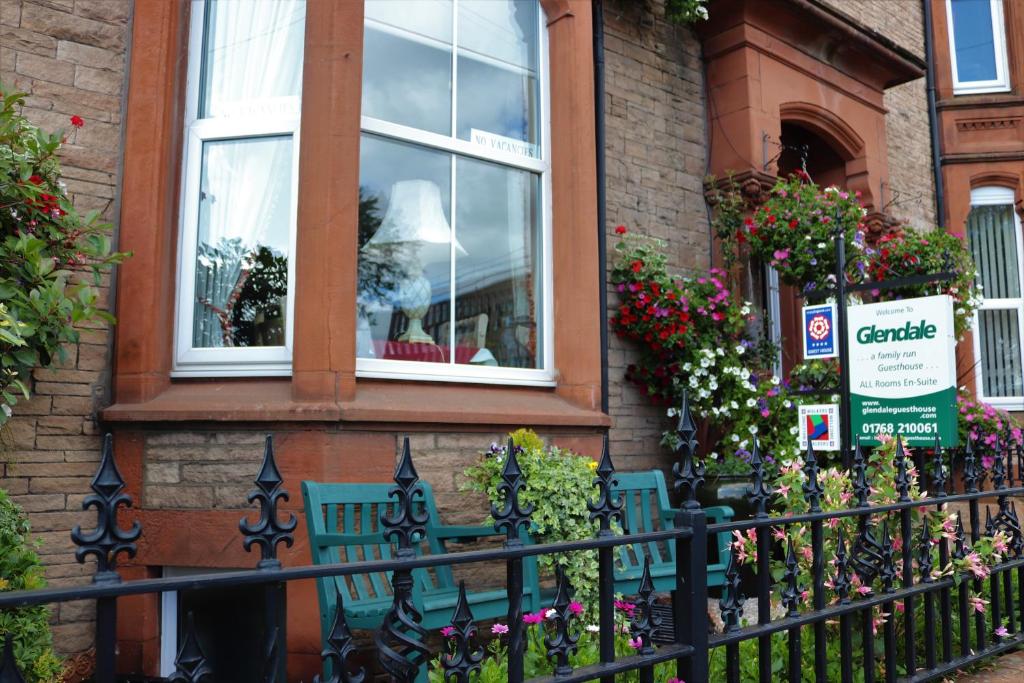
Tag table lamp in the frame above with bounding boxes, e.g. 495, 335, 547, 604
362, 179, 465, 344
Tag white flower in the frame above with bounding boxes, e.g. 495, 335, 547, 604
730, 401, 739, 409
700, 358, 711, 368
746, 398, 757, 408
735, 345, 746, 355
546, 609, 557, 618
739, 440, 748, 449
709, 380, 718, 390
709, 451, 719, 460
682, 362, 692, 372
716, 348, 724, 356
666, 407, 678, 417
740, 368, 751, 380
699, 389, 709, 399
689, 376, 699, 388
586, 624, 600, 633
748, 425, 758, 435
790, 426, 799, 435
784, 400, 792, 408
731, 434, 740, 442
712, 407, 720, 416
817, 242, 826, 249
771, 376, 780, 385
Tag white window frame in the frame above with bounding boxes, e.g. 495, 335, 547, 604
172, 0, 301, 377
946, 0, 1011, 95
356, 1, 555, 387
969, 185, 1024, 410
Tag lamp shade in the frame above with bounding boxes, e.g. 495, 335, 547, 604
363, 179, 466, 256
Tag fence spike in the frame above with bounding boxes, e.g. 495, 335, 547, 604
851, 435, 869, 508
377, 437, 430, 682
492, 438, 534, 545
587, 434, 624, 536
240, 435, 297, 569
801, 439, 824, 513
313, 587, 365, 683
963, 439, 979, 494
1008, 503, 1024, 557
931, 436, 947, 498
985, 506, 996, 538
879, 521, 897, 594
70, 433, 141, 584
381, 437, 429, 553
168, 612, 214, 683
0, 635, 26, 683
747, 438, 773, 518
917, 519, 934, 583
833, 528, 852, 604
672, 390, 705, 509
441, 582, 484, 683
781, 539, 802, 618
544, 565, 580, 676
952, 512, 969, 560
894, 435, 911, 502
992, 438, 1006, 491
719, 546, 746, 632
628, 559, 661, 655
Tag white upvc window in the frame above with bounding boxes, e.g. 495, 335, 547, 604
355, 0, 554, 386
173, 0, 306, 377
967, 186, 1024, 410
946, 0, 1011, 95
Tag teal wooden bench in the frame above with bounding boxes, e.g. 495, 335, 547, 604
301, 480, 543, 639
612, 470, 734, 595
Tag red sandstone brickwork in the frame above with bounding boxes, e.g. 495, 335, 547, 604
0, 0, 130, 655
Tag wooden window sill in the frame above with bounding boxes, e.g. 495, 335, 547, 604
101, 379, 610, 427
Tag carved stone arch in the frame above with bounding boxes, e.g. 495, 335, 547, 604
779, 101, 872, 207
969, 171, 1024, 220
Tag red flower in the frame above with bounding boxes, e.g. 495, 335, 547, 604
789, 219, 798, 229
631, 260, 643, 273
28, 175, 43, 185
70, 115, 84, 128
615, 225, 627, 235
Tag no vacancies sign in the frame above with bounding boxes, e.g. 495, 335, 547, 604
848, 294, 958, 446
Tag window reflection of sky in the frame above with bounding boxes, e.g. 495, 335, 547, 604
951, 0, 997, 82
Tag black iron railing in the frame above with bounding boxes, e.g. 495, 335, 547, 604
0, 393, 1022, 682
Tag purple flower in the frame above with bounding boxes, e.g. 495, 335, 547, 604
491, 623, 510, 635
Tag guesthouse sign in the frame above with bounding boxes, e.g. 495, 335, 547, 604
847, 295, 958, 446
801, 302, 838, 359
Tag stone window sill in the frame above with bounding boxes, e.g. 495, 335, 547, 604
101, 379, 610, 427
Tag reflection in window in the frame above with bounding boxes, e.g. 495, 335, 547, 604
967, 191, 1024, 403
175, 0, 304, 374
359, 1, 546, 375
947, 0, 1009, 93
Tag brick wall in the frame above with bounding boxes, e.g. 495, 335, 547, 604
0, 0, 131, 658
602, 0, 709, 472
819, 0, 937, 229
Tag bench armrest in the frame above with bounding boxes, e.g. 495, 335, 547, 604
703, 505, 734, 523
433, 524, 504, 543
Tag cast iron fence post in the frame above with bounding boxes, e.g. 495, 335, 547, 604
240, 435, 296, 683
676, 507, 708, 683
587, 435, 624, 683
70, 434, 141, 683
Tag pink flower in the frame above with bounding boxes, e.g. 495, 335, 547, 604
491, 623, 510, 635
569, 602, 584, 616
440, 626, 455, 637
628, 637, 643, 649
615, 600, 636, 614
523, 612, 545, 625
996, 626, 1009, 638
773, 249, 790, 260
969, 596, 989, 613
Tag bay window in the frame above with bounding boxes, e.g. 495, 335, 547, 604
356, 0, 553, 384
946, 0, 1010, 95
173, 0, 305, 376
967, 186, 1024, 408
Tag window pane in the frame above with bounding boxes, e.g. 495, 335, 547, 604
966, 203, 1019, 298
357, 135, 453, 363
200, 0, 306, 119
454, 157, 541, 369
951, 0, 998, 82
457, 0, 540, 150
193, 137, 293, 349
362, 1, 452, 135
977, 309, 1024, 398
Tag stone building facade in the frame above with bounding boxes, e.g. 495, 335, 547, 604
1, 0, 130, 659
0, 0, 972, 681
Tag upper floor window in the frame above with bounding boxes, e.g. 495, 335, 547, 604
356, 0, 552, 385
946, 0, 1010, 95
966, 186, 1024, 408
174, 0, 306, 376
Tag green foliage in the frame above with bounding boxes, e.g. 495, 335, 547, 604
0, 86, 128, 425
664, 0, 709, 23
462, 430, 605, 603
0, 489, 62, 682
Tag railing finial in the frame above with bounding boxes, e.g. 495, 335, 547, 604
381, 437, 429, 555
588, 434, 624, 536
70, 433, 141, 584
931, 436, 947, 498
492, 437, 534, 546
781, 539, 802, 618
719, 546, 746, 632
629, 559, 662, 655
544, 566, 580, 676
894, 435, 911, 502
851, 435, 869, 508
672, 390, 705, 509
747, 437, 773, 518
801, 439, 824, 513
313, 587, 365, 683
240, 435, 297, 569
441, 582, 484, 682
168, 612, 214, 683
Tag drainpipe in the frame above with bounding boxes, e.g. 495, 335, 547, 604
923, 0, 946, 225
593, 0, 609, 415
